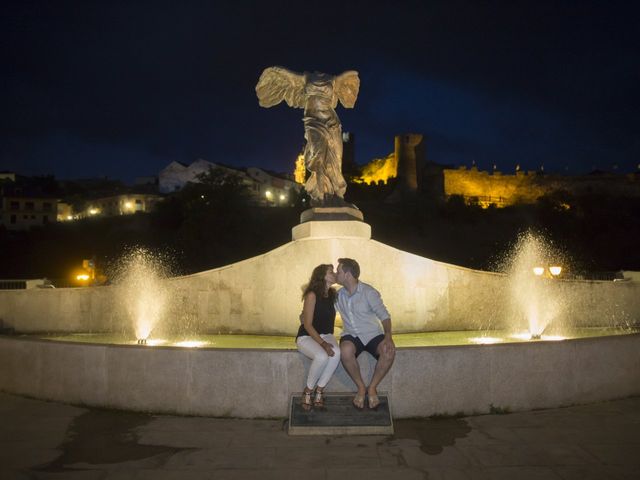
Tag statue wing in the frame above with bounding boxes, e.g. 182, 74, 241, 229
256, 67, 306, 108
333, 71, 360, 108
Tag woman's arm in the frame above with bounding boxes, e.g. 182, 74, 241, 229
302, 292, 335, 357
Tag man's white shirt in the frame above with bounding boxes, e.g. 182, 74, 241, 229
336, 281, 390, 345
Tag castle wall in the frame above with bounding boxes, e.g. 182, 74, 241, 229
444, 168, 640, 206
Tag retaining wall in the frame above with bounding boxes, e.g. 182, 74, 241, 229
1, 334, 638, 418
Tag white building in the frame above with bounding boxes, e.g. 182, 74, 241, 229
158, 160, 301, 206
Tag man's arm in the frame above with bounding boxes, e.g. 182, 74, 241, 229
365, 285, 391, 322
381, 318, 392, 337
380, 317, 394, 355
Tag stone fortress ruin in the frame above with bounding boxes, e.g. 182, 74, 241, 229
348, 133, 640, 207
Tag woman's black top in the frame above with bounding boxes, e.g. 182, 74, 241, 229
297, 292, 336, 339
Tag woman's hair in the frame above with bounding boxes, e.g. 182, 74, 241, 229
302, 264, 335, 301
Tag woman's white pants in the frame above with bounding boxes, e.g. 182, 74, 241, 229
296, 334, 341, 389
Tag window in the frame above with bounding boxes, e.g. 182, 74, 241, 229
43, 202, 52, 211
10, 215, 16, 224
10, 201, 19, 210
43, 215, 48, 224
25, 202, 35, 210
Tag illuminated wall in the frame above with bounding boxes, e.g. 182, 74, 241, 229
294, 154, 306, 184
353, 153, 397, 185
444, 168, 547, 207
444, 168, 640, 207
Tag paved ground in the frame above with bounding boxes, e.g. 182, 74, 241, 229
1, 392, 639, 480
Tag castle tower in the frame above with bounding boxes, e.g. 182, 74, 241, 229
395, 133, 423, 190
386, 133, 424, 202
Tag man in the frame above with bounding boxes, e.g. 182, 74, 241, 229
335, 258, 395, 409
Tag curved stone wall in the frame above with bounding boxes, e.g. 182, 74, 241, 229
1, 334, 638, 418
1, 226, 639, 336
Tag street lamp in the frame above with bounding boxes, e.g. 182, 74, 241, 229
532, 267, 545, 276
549, 266, 562, 277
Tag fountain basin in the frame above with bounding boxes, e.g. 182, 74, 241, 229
31, 327, 638, 347
1, 330, 638, 418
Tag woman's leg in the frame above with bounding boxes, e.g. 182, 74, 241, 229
316, 334, 341, 388
296, 336, 329, 389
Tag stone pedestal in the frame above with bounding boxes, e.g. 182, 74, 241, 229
293, 206, 368, 240
292, 220, 371, 240
300, 206, 363, 223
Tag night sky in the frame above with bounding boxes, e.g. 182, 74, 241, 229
2, 0, 638, 183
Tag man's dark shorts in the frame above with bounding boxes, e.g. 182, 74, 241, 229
340, 334, 385, 360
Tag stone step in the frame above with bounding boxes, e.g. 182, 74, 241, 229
288, 393, 394, 436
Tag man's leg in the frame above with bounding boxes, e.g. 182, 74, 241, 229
340, 339, 367, 407
367, 340, 396, 402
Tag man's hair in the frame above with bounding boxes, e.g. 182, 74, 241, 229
338, 258, 360, 279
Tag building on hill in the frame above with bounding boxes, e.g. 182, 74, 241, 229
0, 172, 17, 182
81, 193, 163, 218
0, 183, 58, 231
159, 159, 301, 206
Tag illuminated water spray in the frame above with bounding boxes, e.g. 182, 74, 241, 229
504, 232, 566, 338
112, 248, 173, 341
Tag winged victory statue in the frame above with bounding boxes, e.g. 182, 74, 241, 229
256, 67, 360, 207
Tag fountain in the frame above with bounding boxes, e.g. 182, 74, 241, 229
111, 248, 173, 343
1, 226, 637, 418
504, 232, 567, 339
0, 68, 638, 418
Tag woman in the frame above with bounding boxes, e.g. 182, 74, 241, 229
296, 264, 340, 409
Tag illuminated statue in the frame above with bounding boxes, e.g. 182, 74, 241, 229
256, 67, 360, 206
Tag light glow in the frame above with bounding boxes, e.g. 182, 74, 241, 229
469, 337, 503, 345
541, 335, 566, 341
88, 208, 99, 215
549, 266, 562, 276
511, 332, 533, 341
532, 267, 545, 276
76, 274, 90, 281
174, 340, 206, 348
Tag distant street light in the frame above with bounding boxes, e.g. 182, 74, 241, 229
549, 266, 562, 277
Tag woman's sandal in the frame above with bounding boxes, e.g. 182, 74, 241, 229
313, 387, 325, 408
352, 393, 365, 410
301, 389, 313, 411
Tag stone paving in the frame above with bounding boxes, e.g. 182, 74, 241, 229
1, 392, 639, 479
